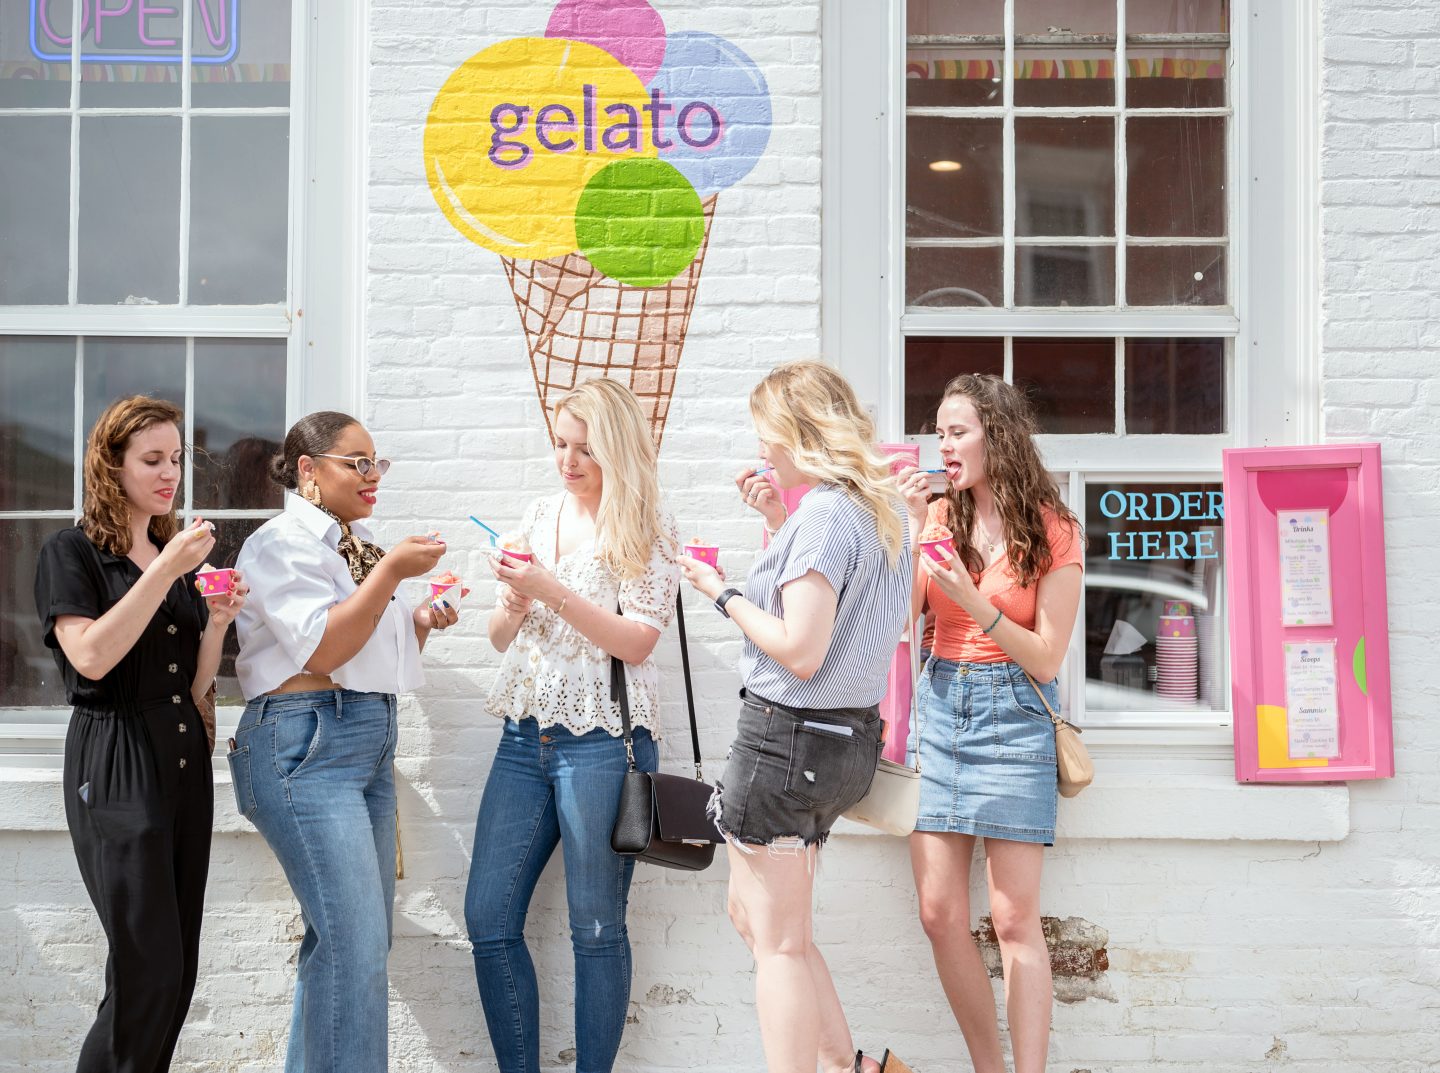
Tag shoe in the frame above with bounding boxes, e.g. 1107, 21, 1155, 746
855, 1050, 914, 1073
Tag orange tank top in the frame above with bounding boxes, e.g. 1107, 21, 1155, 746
926, 501, 1084, 664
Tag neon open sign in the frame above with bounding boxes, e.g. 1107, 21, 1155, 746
29, 0, 240, 65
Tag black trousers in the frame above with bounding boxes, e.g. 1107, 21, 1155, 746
62, 701, 214, 1073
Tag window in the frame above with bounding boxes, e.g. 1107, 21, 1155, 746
824, 0, 1319, 733
0, 1, 361, 724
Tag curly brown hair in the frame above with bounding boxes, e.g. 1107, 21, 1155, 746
939, 374, 1081, 589
81, 396, 184, 556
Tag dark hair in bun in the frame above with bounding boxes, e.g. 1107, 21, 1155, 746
270, 411, 359, 489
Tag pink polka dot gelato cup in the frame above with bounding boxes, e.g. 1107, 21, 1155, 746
194, 567, 237, 598
918, 525, 956, 566
683, 538, 720, 569
498, 536, 532, 565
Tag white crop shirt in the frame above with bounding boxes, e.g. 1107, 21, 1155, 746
234, 494, 424, 699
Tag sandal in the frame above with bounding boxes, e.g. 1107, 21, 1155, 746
855, 1050, 914, 1073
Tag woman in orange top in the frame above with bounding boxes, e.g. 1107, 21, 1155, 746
896, 374, 1083, 1073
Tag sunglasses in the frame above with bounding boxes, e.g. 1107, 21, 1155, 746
312, 453, 392, 478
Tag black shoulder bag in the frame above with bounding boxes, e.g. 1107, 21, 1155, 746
609, 594, 723, 871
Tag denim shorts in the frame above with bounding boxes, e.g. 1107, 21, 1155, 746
710, 691, 882, 849
910, 658, 1059, 845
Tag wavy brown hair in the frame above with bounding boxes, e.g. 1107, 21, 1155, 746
82, 396, 185, 556
939, 374, 1081, 589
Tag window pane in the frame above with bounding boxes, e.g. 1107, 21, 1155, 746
0, 337, 74, 510
0, 117, 70, 304
1127, 244, 1226, 306
1015, 0, 1116, 107
193, 0, 292, 107
193, 339, 286, 509
906, 118, 1002, 239
1016, 117, 1114, 237
0, 0, 71, 107
1125, 338, 1225, 434
78, 117, 182, 304
209, 517, 268, 706
906, 245, 1002, 308
189, 117, 289, 304
82, 337, 185, 437
1015, 244, 1114, 306
1012, 338, 1114, 433
1126, 50, 1227, 108
78, 4, 182, 109
1127, 0, 1229, 35
1084, 481, 1226, 713
904, 337, 1004, 434
906, 0, 1002, 108
1, 519, 72, 708
1126, 116, 1227, 237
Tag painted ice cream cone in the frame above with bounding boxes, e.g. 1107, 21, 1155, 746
501, 196, 717, 450
424, 3, 771, 453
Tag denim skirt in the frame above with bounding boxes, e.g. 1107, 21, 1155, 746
909, 658, 1059, 845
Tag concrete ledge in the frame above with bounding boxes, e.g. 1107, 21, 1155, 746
832, 773, 1350, 842
3, 766, 1349, 842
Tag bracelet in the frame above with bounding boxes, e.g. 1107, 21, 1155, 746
549, 593, 569, 615
981, 608, 1004, 634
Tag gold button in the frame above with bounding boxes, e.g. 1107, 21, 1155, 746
168, 663, 178, 674
961, 668, 970, 677
166, 625, 177, 635
178, 723, 187, 733
540, 735, 552, 744
171, 694, 182, 704
179, 758, 187, 769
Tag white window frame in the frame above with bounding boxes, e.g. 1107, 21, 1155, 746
822, 0, 1320, 760
0, 0, 364, 751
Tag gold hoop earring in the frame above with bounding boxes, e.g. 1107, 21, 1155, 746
301, 478, 322, 506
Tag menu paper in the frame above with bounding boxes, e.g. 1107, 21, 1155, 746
1283, 641, 1341, 759
1278, 510, 1334, 627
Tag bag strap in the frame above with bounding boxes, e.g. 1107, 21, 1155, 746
610, 592, 705, 777
1022, 669, 1080, 733
902, 614, 923, 776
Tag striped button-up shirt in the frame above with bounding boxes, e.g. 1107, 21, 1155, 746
739, 483, 912, 708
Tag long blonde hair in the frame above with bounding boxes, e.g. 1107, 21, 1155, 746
553, 378, 669, 579
749, 361, 905, 563
82, 396, 184, 556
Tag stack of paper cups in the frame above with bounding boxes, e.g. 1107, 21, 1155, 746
1196, 613, 1221, 708
1155, 599, 1198, 702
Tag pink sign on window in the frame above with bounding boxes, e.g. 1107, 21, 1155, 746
1223, 443, 1393, 783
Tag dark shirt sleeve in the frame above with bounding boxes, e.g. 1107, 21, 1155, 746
34, 529, 103, 650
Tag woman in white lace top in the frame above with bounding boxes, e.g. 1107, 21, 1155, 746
464, 378, 679, 1073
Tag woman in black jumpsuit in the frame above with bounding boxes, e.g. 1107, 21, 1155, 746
33, 396, 247, 1073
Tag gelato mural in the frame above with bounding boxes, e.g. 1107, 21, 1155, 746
424, 0, 772, 448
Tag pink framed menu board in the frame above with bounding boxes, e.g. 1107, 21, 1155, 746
1223, 443, 1393, 783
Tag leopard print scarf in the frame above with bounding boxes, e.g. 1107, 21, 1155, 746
315, 502, 386, 584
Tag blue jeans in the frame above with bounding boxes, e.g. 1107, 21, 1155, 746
229, 689, 398, 1073
464, 718, 657, 1073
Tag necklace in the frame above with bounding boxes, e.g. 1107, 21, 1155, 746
975, 517, 1004, 556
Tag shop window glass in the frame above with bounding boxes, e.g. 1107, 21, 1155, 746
1084, 481, 1226, 714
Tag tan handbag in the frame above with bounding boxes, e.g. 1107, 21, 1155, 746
843, 626, 922, 836
1022, 671, 1094, 798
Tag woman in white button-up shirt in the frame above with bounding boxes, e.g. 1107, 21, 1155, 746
229, 411, 456, 1073
465, 379, 679, 1073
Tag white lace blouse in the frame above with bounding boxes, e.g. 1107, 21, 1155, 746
485, 492, 680, 737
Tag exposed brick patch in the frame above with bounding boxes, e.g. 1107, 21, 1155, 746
973, 915, 1114, 1004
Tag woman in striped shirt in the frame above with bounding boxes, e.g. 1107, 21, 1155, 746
679, 361, 920, 1073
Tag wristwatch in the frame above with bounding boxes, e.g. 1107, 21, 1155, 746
714, 587, 743, 618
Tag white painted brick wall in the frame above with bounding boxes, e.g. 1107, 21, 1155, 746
4, 0, 1440, 1070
